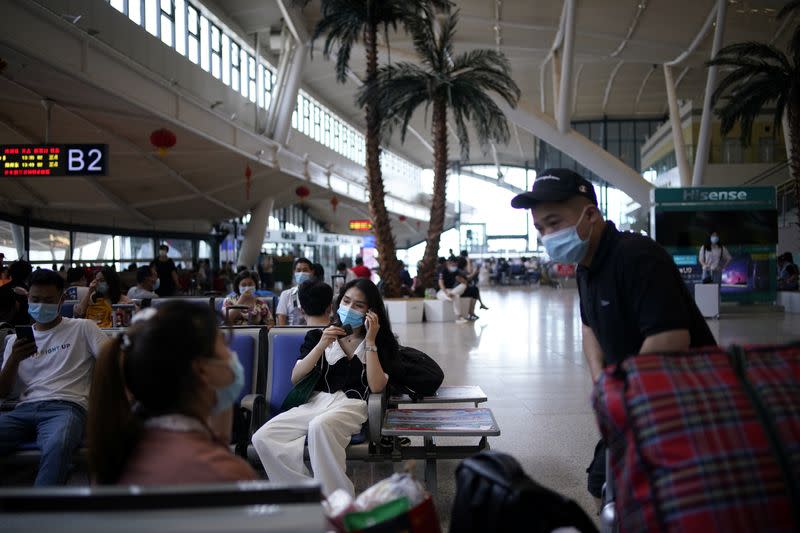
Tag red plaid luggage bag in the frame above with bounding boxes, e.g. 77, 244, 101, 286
593, 344, 800, 532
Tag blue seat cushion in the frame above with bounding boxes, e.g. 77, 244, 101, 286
269, 333, 307, 417
229, 335, 256, 403
61, 302, 76, 318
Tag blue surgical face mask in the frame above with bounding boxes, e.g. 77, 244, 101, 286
710, 236, 720, 244
96, 281, 109, 296
212, 352, 245, 414
541, 209, 592, 264
448, 266, 458, 273
28, 302, 60, 324
294, 272, 311, 285
153, 278, 160, 291
337, 305, 365, 329
239, 285, 256, 294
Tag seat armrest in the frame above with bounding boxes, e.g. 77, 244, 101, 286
367, 391, 387, 446
239, 393, 266, 432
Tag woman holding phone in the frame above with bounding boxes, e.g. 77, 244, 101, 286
252, 279, 396, 497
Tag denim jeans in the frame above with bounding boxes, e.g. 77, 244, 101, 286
0, 400, 86, 485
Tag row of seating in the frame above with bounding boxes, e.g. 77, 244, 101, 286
2, 319, 500, 492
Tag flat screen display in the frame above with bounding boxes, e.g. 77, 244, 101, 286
655, 209, 778, 247
1, 144, 108, 176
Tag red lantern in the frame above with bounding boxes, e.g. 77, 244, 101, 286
398, 215, 407, 222
150, 128, 177, 156
244, 165, 252, 201
295, 185, 310, 202
330, 196, 339, 213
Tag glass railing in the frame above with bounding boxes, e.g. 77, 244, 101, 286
645, 142, 787, 177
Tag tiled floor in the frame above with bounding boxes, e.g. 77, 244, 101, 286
359, 286, 800, 525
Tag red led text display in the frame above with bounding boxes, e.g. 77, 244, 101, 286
1, 145, 108, 177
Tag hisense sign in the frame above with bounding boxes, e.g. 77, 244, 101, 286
682, 189, 748, 201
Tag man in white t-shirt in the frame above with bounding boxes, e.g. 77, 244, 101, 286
0, 269, 109, 485
126, 265, 160, 301
275, 258, 314, 326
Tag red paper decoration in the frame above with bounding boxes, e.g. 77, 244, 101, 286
295, 185, 310, 201
244, 165, 252, 201
149, 128, 177, 156
330, 196, 339, 213
398, 215, 407, 222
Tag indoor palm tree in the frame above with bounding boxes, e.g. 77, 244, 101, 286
358, 10, 520, 292
294, 0, 450, 297
708, 1, 800, 231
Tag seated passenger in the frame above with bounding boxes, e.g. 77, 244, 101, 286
0, 269, 108, 485
223, 270, 273, 326
126, 266, 160, 301
437, 257, 469, 324
64, 267, 89, 301
87, 301, 257, 485
252, 279, 393, 497
275, 258, 314, 326
74, 267, 132, 328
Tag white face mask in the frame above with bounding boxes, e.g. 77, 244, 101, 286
239, 285, 256, 294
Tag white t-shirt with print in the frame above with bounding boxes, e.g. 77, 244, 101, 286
1, 317, 109, 410
276, 286, 306, 326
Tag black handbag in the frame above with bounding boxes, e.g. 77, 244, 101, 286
384, 346, 444, 400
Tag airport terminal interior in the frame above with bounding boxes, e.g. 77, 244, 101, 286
1, 0, 799, 530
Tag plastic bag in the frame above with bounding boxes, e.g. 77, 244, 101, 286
355, 473, 427, 511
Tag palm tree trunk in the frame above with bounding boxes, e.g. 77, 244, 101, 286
415, 95, 449, 294
784, 102, 800, 237
364, 19, 402, 297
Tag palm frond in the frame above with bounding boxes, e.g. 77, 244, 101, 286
437, 10, 459, 70
402, 9, 439, 68
450, 84, 512, 157
711, 66, 789, 108
715, 76, 787, 142
708, 42, 791, 71
777, 0, 800, 20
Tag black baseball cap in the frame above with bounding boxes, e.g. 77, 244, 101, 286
511, 168, 598, 209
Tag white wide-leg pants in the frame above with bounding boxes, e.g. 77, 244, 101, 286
252, 391, 367, 497
437, 283, 467, 317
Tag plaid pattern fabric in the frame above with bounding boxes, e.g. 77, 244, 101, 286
593, 344, 800, 532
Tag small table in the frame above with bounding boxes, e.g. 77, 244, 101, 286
382, 408, 501, 492
390, 385, 488, 407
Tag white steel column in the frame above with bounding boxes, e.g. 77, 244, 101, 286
664, 65, 692, 187
556, 0, 576, 134
692, 0, 727, 186
273, 42, 306, 145
551, 49, 561, 115
237, 196, 274, 269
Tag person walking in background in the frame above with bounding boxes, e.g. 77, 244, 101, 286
350, 257, 371, 279
151, 244, 180, 297
698, 231, 731, 284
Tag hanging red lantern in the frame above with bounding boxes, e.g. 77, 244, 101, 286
244, 165, 252, 201
398, 215, 407, 222
149, 128, 177, 156
330, 196, 339, 213
295, 185, 310, 203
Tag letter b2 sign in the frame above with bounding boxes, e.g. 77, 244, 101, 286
65, 145, 107, 176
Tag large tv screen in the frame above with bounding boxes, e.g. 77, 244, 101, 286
655, 209, 778, 247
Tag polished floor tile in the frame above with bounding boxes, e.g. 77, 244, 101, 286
376, 286, 800, 524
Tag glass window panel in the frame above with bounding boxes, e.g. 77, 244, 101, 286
620, 121, 634, 140
606, 122, 620, 141
129, 0, 142, 24
187, 3, 197, 32
174, 0, 185, 54
188, 36, 199, 63
575, 122, 590, 137
200, 16, 210, 71
160, 239, 192, 267
72, 232, 115, 263
590, 122, 604, 145
198, 240, 213, 260
114, 236, 154, 261
0, 219, 25, 261
29, 227, 70, 265
111, 0, 126, 13
145, 0, 159, 36
211, 52, 220, 78
160, 0, 172, 14
240, 49, 248, 97
160, 14, 173, 46
211, 25, 220, 51
231, 42, 240, 91
221, 34, 230, 85
291, 109, 298, 129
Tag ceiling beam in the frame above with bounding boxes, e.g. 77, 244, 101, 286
455, 168, 525, 195
634, 65, 657, 113
602, 61, 625, 114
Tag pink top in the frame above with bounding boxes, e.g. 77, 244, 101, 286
119, 428, 258, 485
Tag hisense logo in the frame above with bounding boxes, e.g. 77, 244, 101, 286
682, 189, 748, 201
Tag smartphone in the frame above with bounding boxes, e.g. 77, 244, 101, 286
15, 325, 36, 346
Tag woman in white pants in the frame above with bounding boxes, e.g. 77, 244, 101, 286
252, 279, 394, 497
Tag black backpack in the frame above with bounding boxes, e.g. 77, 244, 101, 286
450, 451, 598, 533
382, 345, 444, 400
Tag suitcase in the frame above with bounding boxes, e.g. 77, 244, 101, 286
593, 344, 800, 532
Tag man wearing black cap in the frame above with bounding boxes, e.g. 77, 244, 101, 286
512, 168, 716, 508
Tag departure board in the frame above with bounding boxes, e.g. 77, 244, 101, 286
1, 144, 108, 176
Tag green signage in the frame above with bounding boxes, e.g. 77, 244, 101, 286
654, 186, 776, 211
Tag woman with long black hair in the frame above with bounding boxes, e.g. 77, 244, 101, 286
252, 278, 395, 497
698, 231, 732, 283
